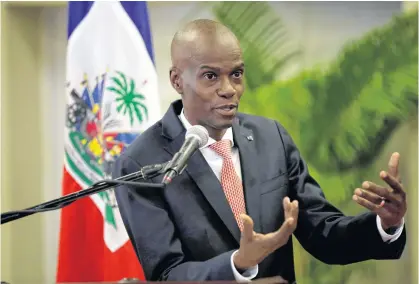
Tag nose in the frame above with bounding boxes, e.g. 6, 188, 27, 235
217, 78, 236, 98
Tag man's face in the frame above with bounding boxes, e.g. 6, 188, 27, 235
171, 35, 245, 134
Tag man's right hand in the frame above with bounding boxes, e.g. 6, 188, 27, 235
233, 197, 299, 270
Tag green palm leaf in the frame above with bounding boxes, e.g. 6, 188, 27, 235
116, 103, 125, 113
134, 93, 146, 100
110, 76, 126, 93
107, 86, 125, 96
298, 11, 418, 173
129, 76, 136, 93
132, 104, 144, 124
241, 10, 417, 174
107, 71, 149, 126
211, 1, 301, 94
116, 71, 128, 91
137, 101, 148, 119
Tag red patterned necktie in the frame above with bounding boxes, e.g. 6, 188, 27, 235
209, 140, 246, 231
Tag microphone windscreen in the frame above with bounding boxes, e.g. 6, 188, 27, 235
186, 125, 209, 147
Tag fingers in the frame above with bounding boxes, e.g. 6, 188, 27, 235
352, 195, 384, 214
240, 214, 255, 242
353, 154, 407, 228
380, 171, 405, 195
353, 188, 399, 210
387, 152, 400, 181
289, 200, 299, 222
354, 188, 384, 206
361, 178, 406, 206
361, 181, 388, 198
283, 197, 299, 220
283, 197, 291, 218
267, 197, 298, 248
361, 181, 402, 204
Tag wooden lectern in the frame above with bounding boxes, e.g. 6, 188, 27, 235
53, 276, 290, 284
3, 276, 291, 284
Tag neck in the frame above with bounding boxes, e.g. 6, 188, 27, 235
183, 110, 226, 141
208, 128, 227, 141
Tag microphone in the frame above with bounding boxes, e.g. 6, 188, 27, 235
162, 125, 209, 184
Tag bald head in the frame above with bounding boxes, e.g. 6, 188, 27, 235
170, 19, 241, 68
168, 19, 245, 141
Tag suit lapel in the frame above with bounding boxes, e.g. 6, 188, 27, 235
164, 134, 242, 244
232, 120, 262, 234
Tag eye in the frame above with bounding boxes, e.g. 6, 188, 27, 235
203, 72, 217, 80
232, 70, 243, 78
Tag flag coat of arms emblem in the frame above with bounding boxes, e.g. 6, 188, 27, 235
57, 1, 160, 282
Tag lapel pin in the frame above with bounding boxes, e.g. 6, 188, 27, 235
246, 135, 253, 141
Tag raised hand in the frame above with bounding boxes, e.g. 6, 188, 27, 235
233, 197, 299, 270
353, 152, 407, 230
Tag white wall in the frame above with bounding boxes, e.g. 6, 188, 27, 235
39, 6, 67, 283
2, 5, 45, 283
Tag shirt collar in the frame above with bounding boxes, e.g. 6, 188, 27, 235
178, 108, 235, 149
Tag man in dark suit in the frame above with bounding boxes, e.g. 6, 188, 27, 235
113, 19, 407, 283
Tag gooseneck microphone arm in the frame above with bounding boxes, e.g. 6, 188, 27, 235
2, 125, 210, 225
1, 162, 168, 225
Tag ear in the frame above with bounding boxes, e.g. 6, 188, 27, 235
169, 67, 183, 95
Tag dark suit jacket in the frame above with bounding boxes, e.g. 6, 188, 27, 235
113, 100, 406, 283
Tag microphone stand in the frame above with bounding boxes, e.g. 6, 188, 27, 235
1, 162, 168, 225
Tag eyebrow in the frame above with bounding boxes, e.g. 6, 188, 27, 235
199, 62, 245, 71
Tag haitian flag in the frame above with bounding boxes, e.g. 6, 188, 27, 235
57, 1, 161, 282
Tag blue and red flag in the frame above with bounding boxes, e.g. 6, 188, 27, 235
57, 1, 161, 282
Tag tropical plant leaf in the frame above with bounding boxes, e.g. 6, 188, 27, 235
298, 10, 418, 173
132, 104, 144, 123
116, 103, 124, 113
108, 71, 149, 126
243, 10, 417, 174
211, 1, 301, 93
129, 78, 136, 93
128, 105, 135, 126
110, 76, 126, 93
134, 92, 146, 100
138, 102, 148, 120
116, 71, 128, 90
107, 86, 125, 96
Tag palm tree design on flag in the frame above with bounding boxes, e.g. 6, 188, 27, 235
107, 71, 149, 126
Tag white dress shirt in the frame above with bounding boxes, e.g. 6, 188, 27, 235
178, 109, 404, 282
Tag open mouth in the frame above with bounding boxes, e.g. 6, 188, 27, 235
217, 105, 237, 111
215, 104, 238, 116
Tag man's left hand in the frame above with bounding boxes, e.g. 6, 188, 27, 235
353, 152, 407, 230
